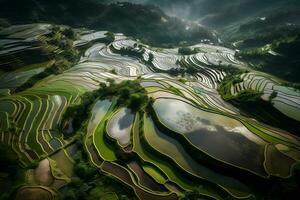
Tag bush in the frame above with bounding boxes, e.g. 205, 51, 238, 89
269, 91, 278, 101
178, 47, 194, 55
63, 27, 76, 40
61, 79, 150, 135
104, 32, 115, 44
148, 53, 154, 62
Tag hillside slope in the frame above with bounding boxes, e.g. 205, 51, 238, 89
0, 0, 215, 47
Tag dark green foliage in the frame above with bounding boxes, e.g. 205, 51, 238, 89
61, 92, 97, 135
218, 74, 300, 135
231, 89, 263, 102
269, 91, 278, 101
232, 15, 300, 82
15, 59, 73, 93
218, 73, 245, 101
235, 98, 300, 136
0, 145, 25, 200
13, 26, 79, 92
178, 47, 199, 55
61, 79, 150, 136
98, 80, 150, 112
55, 146, 135, 200
73, 159, 97, 181
218, 73, 263, 103
237, 44, 300, 82
282, 82, 300, 91
0, 0, 216, 47
178, 47, 193, 55
62, 27, 77, 40
119, 47, 144, 59
110, 69, 117, 75
178, 46, 206, 55
148, 52, 154, 63
0, 145, 18, 172
104, 32, 115, 44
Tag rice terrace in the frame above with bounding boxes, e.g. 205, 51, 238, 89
0, 0, 300, 200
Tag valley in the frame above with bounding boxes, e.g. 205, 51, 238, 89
0, 23, 300, 200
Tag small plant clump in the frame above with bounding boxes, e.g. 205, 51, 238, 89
178, 47, 202, 55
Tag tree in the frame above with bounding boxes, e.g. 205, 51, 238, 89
148, 53, 154, 63
269, 91, 278, 102
63, 27, 76, 39
178, 47, 194, 55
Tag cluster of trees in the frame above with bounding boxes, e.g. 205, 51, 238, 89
15, 59, 72, 93
119, 47, 144, 59
148, 52, 154, 63
0, 0, 216, 47
61, 91, 96, 136
43, 26, 79, 62
283, 82, 300, 91
61, 79, 151, 136
55, 143, 135, 200
218, 73, 300, 136
14, 26, 79, 93
230, 89, 263, 103
178, 47, 201, 55
0, 145, 37, 200
217, 73, 260, 102
113, 45, 154, 66
235, 27, 300, 83
103, 32, 115, 44
98, 79, 151, 112
167, 59, 199, 76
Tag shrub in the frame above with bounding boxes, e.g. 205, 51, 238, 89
178, 47, 194, 55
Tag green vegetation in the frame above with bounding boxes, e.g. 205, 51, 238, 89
178, 47, 203, 55
1, 3, 300, 199
62, 79, 151, 135
104, 32, 115, 44
218, 74, 244, 101
0, 0, 216, 47
15, 60, 72, 92
55, 142, 135, 200
282, 82, 300, 91
13, 26, 79, 92
98, 80, 151, 112
0, 145, 37, 200
148, 53, 154, 63
119, 47, 144, 59
236, 33, 300, 82
269, 91, 278, 102
218, 74, 300, 135
230, 89, 263, 102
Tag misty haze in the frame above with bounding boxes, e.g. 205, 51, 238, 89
0, 0, 300, 200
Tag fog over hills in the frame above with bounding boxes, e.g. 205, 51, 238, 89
0, 0, 216, 47
1, 1, 300, 200
103, 0, 300, 27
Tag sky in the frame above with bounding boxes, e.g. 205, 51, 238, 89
100, 0, 300, 27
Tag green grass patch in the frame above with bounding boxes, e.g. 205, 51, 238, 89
142, 165, 167, 185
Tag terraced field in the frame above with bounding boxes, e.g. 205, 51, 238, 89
1, 24, 300, 200
230, 72, 300, 122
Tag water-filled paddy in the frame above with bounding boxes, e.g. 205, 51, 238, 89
107, 108, 134, 147
88, 100, 112, 134
153, 98, 267, 176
